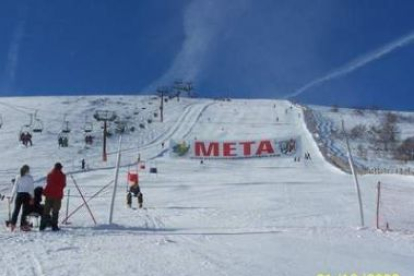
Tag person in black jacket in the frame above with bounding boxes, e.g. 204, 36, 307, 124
29, 187, 44, 216
24, 187, 45, 229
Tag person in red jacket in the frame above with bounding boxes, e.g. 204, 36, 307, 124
40, 163, 66, 231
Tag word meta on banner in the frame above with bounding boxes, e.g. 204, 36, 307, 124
170, 137, 301, 159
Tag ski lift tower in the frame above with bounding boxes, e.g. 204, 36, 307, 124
156, 86, 169, 123
61, 114, 71, 133
94, 110, 117, 162
183, 82, 194, 97
174, 80, 194, 98
173, 80, 183, 101
83, 116, 93, 133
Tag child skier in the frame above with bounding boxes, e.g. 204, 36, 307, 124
127, 181, 143, 209
24, 187, 45, 229
29, 187, 44, 217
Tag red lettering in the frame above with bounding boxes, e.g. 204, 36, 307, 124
195, 142, 219, 157
223, 142, 237, 157
256, 140, 274, 155
239, 141, 255, 156
194, 140, 276, 158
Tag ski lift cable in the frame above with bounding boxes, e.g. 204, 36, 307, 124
0, 101, 50, 133
0, 101, 33, 115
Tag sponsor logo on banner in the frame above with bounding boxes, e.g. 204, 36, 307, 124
170, 137, 301, 159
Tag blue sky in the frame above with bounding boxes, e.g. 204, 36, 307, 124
1, 0, 414, 110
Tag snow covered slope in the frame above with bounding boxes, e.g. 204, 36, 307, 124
0, 96, 413, 276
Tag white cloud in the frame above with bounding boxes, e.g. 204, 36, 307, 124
285, 31, 414, 99
1, 5, 28, 93
146, 0, 250, 92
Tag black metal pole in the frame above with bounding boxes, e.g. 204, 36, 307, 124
160, 94, 164, 123
103, 120, 107, 162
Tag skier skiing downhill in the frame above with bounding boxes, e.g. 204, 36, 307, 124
40, 163, 66, 231
9, 165, 35, 231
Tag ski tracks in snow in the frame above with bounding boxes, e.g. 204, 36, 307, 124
141, 210, 165, 230
0, 236, 46, 276
139, 101, 215, 156
0, 230, 80, 276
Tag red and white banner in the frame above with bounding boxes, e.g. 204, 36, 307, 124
170, 137, 301, 159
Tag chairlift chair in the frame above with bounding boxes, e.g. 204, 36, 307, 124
31, 111, 44, 133
83, 121, 93, 133
115, 120, 128, 134
20, 124, 32, 135
61, 121, 71, 133
32, 119, 44, 133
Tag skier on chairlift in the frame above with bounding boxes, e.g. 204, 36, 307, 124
20, 132, 33, 147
